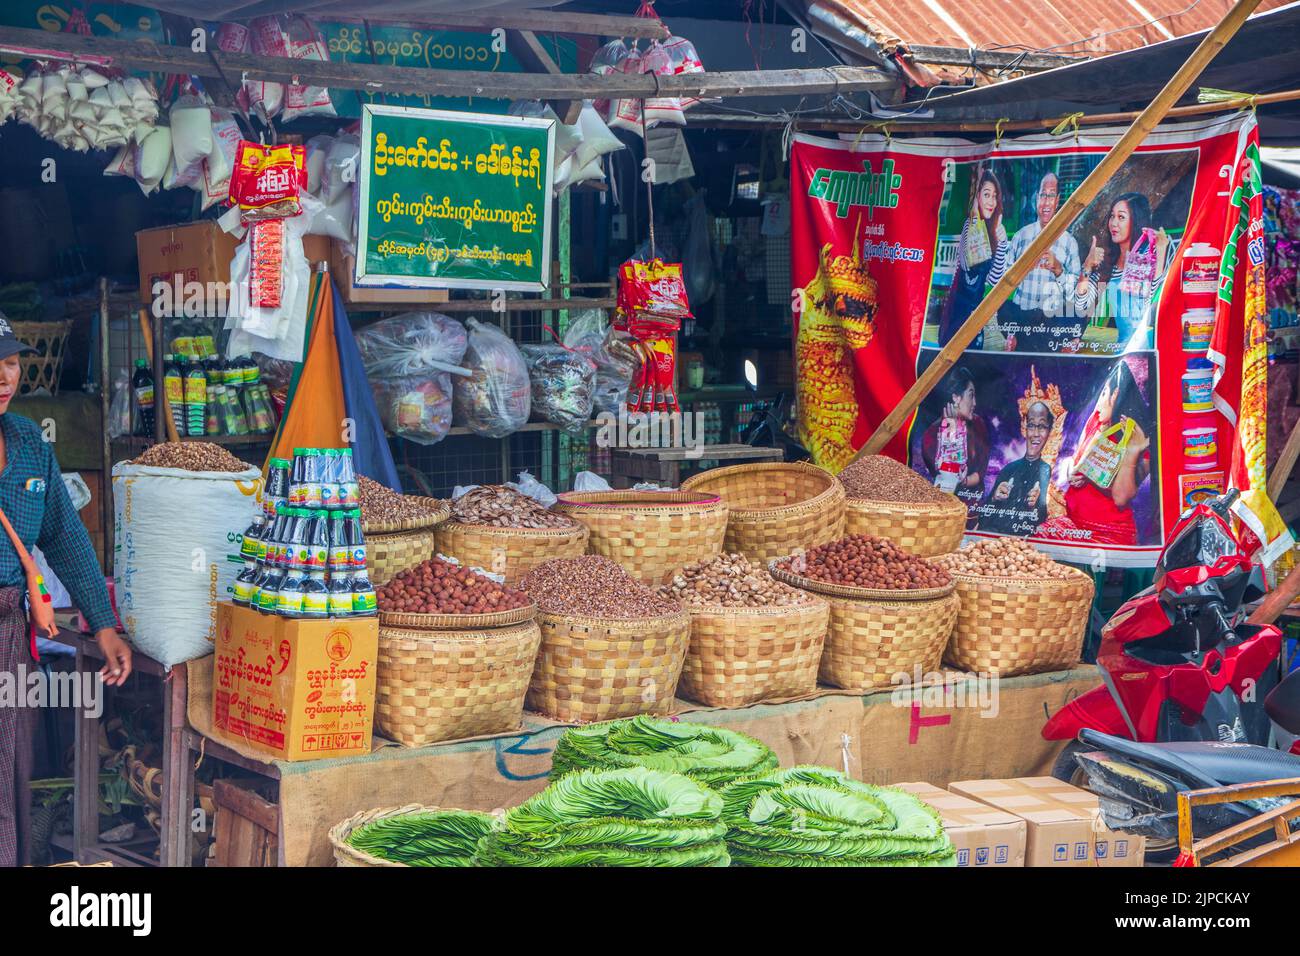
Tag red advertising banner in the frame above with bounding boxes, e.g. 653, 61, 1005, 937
791, 113, 1285, 567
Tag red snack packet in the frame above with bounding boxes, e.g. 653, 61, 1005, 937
230, 141, 307, 220
646, 337, 678, 412
248, 218, 285, 308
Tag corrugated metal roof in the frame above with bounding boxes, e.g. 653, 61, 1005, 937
799, 0, 1293, 57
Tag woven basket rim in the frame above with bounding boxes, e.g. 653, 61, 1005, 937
554, 490, 724, 511
378, 602, 537, 630
680, 461, 842, 518
945, 564, 1094, 589
440, 518, 585, 536
535, 607, 690, 628
679, 598, 829, 617
768, 560, 956, 601
327, 804, 494, 868
842, 494, 967, 517
378, 618, 541, 642
822, 590, 961, 610
361, 498, 450, 535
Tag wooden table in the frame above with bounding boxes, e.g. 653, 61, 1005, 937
610, 443, 785, 488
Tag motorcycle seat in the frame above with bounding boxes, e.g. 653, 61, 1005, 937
1126, 740, 1300, 787
1265, 669, 1300, 736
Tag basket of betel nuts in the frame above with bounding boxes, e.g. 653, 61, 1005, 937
435, 485, 589, 585
358, 476, 450, 586
374, 556, 541, 746
932, 539, 1093, 677
659, 553, 829, 708
770, 535, 960, 692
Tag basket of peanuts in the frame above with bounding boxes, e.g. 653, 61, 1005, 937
373, 556, 541, 746
931, 539, 1094, 677
658, 553, 830, 707
769, 535, 959, 691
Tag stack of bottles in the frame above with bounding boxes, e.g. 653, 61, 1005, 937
232, 448, 377, 618
161, 352, 276, 438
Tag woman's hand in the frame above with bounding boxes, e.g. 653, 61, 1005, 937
1083, 235, 1105, 273
993, 480, 1012, 501
96, 627, 132, 687
1069, 471, 1087, 488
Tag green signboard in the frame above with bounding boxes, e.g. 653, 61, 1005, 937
357, 105, 555, 292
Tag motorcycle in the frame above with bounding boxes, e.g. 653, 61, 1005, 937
739, 359, 810, 462
1043, 489, 1300, 856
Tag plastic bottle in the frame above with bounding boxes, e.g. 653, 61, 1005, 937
301, 569, 329, 618
163, 354, 185, 435
222, 356, 243, 389
277, 568, 306, 617
338, 448, 359, 509
327, 510, 349, 572
288, 508, 312, 570
255, 567, 284, 614
184, 354, 207, 437
306, 509, 329, 570
205, 385, 222, 436
327, 572, 353, 617
232, 559, 259, 606
350, 567, 377, 616
303, 449, 325, 510
320, 448, 340, 511
346, 508, 367, 570
240, 510, 265, 562
289, 448, 307, 507
132, 358, 156, 437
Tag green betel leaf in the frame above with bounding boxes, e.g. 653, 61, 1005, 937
549, 716, 779, 788
348, 809, 498, 867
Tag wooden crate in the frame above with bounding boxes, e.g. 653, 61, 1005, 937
210, 778, 279, 867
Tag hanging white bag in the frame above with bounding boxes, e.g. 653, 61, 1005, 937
112, 461, 263, 666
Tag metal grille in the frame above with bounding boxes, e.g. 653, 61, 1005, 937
389, 431, 546, 499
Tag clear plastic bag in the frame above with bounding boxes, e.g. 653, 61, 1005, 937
282, 15, 336, 122
508, 470, 558, 507
353, 311, 468, 377
452, 318, 531, 438
108, 369, 131, 439
371, 373, 454, 445
563, 309, 638, 415
588, 40, 630, 120
520, 342, 597, 433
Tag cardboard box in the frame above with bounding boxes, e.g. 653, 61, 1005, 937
137, 222, 332, 313
328, 240, 449, 307
212, 601, 378, 762
136, 220, 239, 309
895, 782, 1027, 867
948, 777, 1144, 867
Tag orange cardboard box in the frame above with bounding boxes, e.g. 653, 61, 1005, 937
895, 782, 1027, 867
948, 777, 1145, 867
212, 601, 377, 762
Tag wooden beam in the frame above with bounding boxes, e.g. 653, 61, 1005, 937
509, 29, 580, 124
0, 26, 892, 100
321, 9, 670, 40
853, 0, 1264, 462
905, 44, 1085, 72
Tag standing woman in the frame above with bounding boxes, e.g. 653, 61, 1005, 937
938, 166, 1006, 350
1075, 192, 1169, 349
0, 320, 130, 867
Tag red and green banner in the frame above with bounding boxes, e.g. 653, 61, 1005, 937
790, 113, 1287, 567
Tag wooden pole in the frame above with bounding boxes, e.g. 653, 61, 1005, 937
853, 0, 1264, 461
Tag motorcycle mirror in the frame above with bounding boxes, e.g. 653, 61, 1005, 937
744, 359, 759, 391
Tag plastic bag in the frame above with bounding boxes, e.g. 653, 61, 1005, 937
508, 471, 558, 507
573, 471, 612, 492
682, 192, 717, 305
354, 312, 469, 444
246, 16, 288, 120
509, 101, 583, 161
664, 35, 708, 110
199, 109, 241, 210
574, 102, 624, 169
452, 318, 530, 438
169, 93, 213, 188
588, 40, 630, 121
642, 41, 685, 127
521, 342, 597, 433
107, 369, 131, 438
608, 48, 645, 133
563, 310, 637, 415
224, 211, 312, 362
281, 15, 336, 122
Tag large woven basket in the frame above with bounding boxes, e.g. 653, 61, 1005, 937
368, 527, 439, 586
361, 498, 449, 536
376, 620, 542, 746
328, 804, 495, 867
842, 495, 968, 558
817, 591, 960, 691
553, 490, 728, 585
434, 521, 589, 585
14, 319, 72, 395
944, 567, 1094, 677
681, 461, 845, 563
527, 609, 691, 722
676, 600, 829, 708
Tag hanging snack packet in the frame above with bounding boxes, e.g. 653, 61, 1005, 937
932, 417, 967, 494
617, 259, 692, 326
247, 15, 289, 121
230, 141, 307, 220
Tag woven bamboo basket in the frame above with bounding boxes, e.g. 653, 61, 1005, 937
553, 490, 728, 585
527, 609, 691, 722
376, 620, 542, 746
680, 461, 845, 563
676, 600, 830, 708
361, 498, 449, 536
944, 567, 1094, 677
770, 560, 955, 602
434, 521, 589, 585
378, 602, 536, 631
816, 591, 960, 692
842, 495, 968, 557
328, 804, 495, 867
13, 319, 71, 396
368, 527, 440, 586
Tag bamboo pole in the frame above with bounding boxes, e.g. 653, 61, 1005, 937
852, 0, 1265, 461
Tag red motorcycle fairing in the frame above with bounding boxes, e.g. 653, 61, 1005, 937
1042, 684, 1134, 741
1100, 590, 1171, 645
